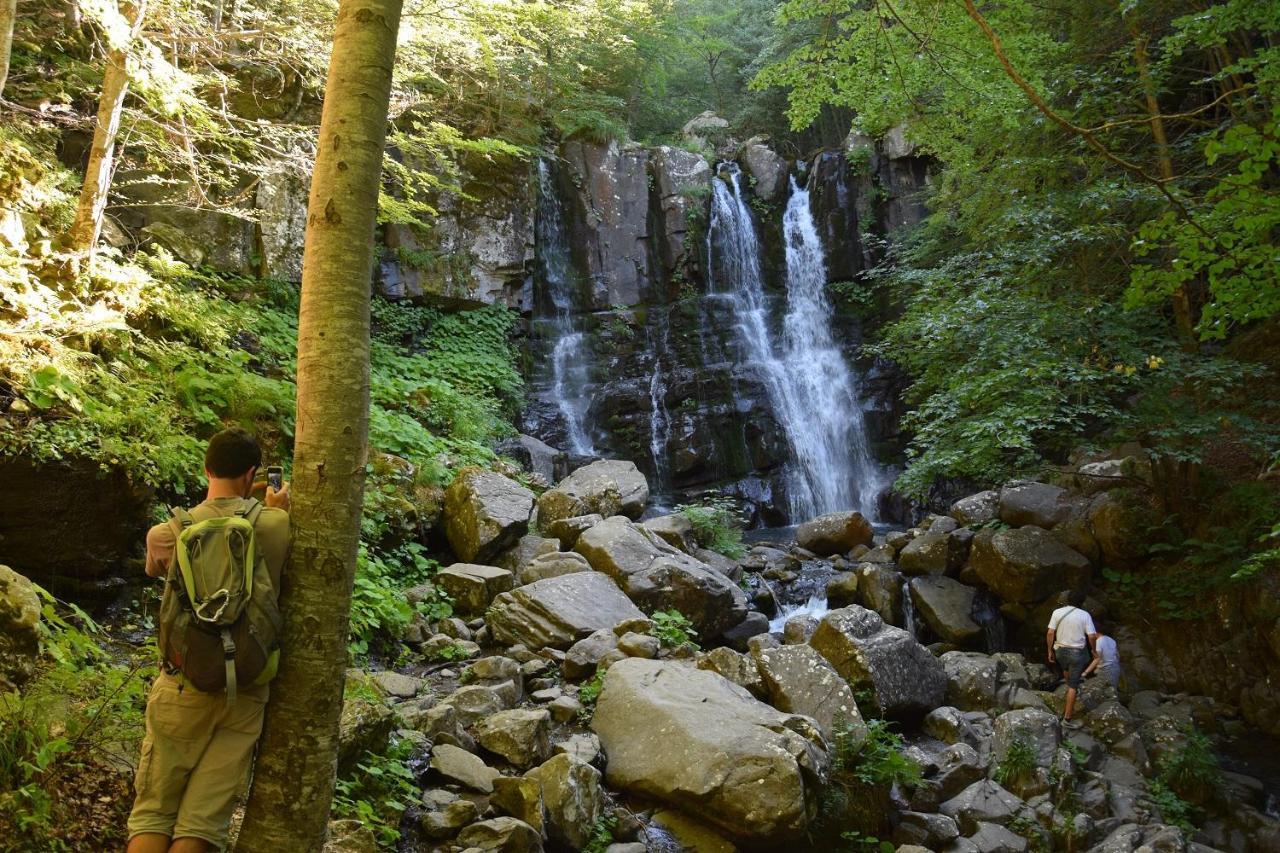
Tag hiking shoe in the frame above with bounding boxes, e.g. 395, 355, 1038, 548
1061, 718, 1082, 730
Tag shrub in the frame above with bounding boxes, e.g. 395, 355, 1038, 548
677, 495, 746, 559
577, 670, 606, 721
333, 737, 418, 849
649, 608, 699, 650
994, 736, 1038, 789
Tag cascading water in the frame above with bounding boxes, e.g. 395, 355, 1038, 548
647, 313, 673, 491
706, 162, 885, 521
901, 578, 919, 639
781, 175, 886, 518
533, 159, 594, 455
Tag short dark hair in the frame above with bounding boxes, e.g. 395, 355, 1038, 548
205, 427, 262, 478
1067, 589, 1088, 608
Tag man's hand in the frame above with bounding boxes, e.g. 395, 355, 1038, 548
266, 480, 291, 511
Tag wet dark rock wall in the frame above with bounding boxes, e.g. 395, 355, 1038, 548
521, 136, 931, 525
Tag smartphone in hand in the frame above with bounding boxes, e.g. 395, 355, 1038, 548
267, 465, 283, 492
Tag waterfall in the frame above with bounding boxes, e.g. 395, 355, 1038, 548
781, 175, 885, 518
706, 162, 884, 521
534, 159, 594, 455
902, 577, 918, 639
647, 313, 673, 490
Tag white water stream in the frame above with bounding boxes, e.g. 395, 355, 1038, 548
707, 164, 885, 521
534, 159, 594, 455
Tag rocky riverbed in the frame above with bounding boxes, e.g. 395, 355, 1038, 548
292, 456, 1280, 853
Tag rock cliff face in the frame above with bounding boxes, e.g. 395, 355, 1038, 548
108, 130, 929, 523
521, 136, 929, 523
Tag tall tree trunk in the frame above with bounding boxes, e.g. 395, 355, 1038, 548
235, 0, 401, 848
0, 0, 16, 98
67, 0, 146, 257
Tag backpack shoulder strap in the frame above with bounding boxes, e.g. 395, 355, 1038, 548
239, 498, 264, 528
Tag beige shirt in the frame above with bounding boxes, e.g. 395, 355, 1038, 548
146, 497, 290, 590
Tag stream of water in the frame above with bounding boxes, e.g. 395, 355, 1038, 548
534, 158, 594, 456
706, 164, 884, 522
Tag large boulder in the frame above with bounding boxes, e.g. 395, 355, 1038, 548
444, 469, 535, 563
591, 658, 828, 842
940, 652, 1001, 712
939, 780, 1025, 835
740, 140, 788, 201
255, 159, 310, 281
990, 708, 1062, 798
574, 517, 747, 638
857, 564, 906, 625
967, 527, 1091, 605
525, 754, 604, 850
431, 743, 501, 793
910, 576, 982, 646
899, 531, 951, 576
486, 571, 645, 650
795, 511, 874, 556
998, 482, 1081, 529
1087, 492, 1147, 569
537, 460, 649, 526
0, 565, 41, 689
950, 490, 999, 526
753, 644, 866, 740
476, 709, 552, 769
436, 564, 515, 616
649, 146, 711, 277
809, 606, 946, 719
456, 817, 544, 853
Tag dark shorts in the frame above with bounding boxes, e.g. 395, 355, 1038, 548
1056, 646, 1090, 689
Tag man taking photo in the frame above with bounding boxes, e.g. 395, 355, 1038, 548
127, 427, 290, 853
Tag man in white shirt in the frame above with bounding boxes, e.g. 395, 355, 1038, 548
1045, 590, 1100, 725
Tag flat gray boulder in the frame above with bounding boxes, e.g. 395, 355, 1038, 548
899, 531, 951, 576
950, 491, 999, 526
444, 468, 534, 563
753, 644, 866, 740
795, 511, 873, 556
910, 576, 982, 646
436, 564, 514, 616
591, 658, 828, 842
809, 605, 946, 719
537, 460, 649, 525
486, 572, 645, 650
430, 743, 500, 793
525, 753, 604, 850
575, 517, 747, 638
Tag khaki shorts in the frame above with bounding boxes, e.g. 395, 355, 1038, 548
127, 672, 268, 850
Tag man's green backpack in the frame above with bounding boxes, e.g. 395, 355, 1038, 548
158, 498, 282, 702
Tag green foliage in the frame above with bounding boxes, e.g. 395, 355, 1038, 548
839, 830, 895, 853
0, 587, 153, 850
428, 642, 473, 663
831, 717, 922, 789
1148, 779, 1195, 833
994, 737, 1037, 789
1156, 727, 1222, 804
333, 737, 419, 849
677, 495, 746, 559
348, 543, 449, 660
756, 0, 1280, 500
582, 814, 619, 853
577, 670, 606, 721
649, 608, 700, 650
